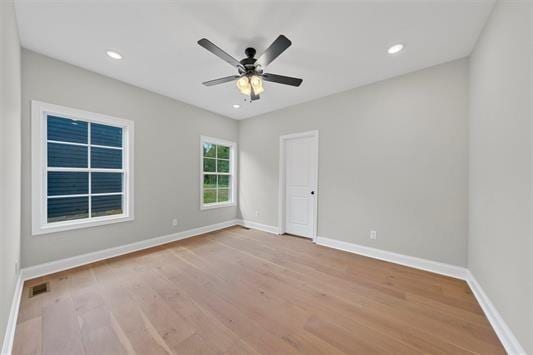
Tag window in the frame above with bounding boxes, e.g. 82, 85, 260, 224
200, 136, 236, 209
31, 101, 134, 235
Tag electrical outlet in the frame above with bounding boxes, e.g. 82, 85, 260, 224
255, 211, 260, 217
172, 218, 178, 227
370, 230, 377, 240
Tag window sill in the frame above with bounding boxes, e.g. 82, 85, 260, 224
200, 202, 236, 210
33, 214, 134, 236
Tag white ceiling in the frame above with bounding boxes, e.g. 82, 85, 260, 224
15, 0, 494, 120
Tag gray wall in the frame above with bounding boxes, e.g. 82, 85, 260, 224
21, 50, 239, 267
0, 0, 21, 350
239, 59, 469, 266
468, 1, 532, 352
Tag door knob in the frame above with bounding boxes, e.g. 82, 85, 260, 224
311, 191, 315, 195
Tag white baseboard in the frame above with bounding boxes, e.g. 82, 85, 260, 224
465, 271, 526, 355
237, 219, 280, 234
1, 272, 23, 355
315, 236, 468, 279
21, 219, 240, 281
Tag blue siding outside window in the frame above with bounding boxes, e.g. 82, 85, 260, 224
91, 123, 122, 147
92, 195, 123, 217
48, 196, 89, 222
91, 147, 122, 169
91, 173, 122, 194
46, 115, 125, 223
48, 143, 88, 168
47, 116, 88, 144
48, 172, 88, 196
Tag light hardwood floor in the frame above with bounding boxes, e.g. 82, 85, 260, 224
13, 226, 504, 354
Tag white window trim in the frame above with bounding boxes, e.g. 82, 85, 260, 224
31, 100, 134, 235
200, 136, 237, 210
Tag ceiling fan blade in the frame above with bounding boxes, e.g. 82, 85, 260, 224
262, 73, 303, 87
198, 38, 244, 70
202, 75, 240, 86
255, 35, 292, 68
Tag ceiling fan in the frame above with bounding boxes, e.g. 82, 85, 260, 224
197, 35, 303, 101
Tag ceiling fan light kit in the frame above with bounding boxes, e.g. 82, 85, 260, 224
198, 35, 303, 101
236, 75, 264, 96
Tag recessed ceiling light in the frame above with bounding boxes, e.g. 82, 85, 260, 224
233, 104, 240, 109
106, 50, 123, 60
387, 43, 404, 55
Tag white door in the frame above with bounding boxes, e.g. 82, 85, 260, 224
283, 132, 318, 239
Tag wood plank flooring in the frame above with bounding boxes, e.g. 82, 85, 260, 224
13, 226, 505, 354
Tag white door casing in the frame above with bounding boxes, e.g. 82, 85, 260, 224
279, 131, 318, 240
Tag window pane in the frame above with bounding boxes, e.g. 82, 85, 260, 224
48, 172, 88, 196
203, 189, 216, 204
91, 123, 122, 147
218, 189, 230, 203
91, 147, 122, 169
203, 158, 216, 172
203, 175, 217, 189
48, 142, 88, 168
91, 195, 123, 217
47, 115, 88, 144
217, 145, 230, 159
48, 196, 89, 222
203, 143, 216, 158
218, 175, 229, 188
217, 159, 229, 173
92, 173, 122, 194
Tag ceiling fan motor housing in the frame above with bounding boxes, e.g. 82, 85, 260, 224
240, 48, 259, 75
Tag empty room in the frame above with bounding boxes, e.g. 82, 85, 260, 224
1, 0, 532, 354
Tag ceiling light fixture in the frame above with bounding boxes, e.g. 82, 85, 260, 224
106, 50, 123, 60
236, 76, 251, 96
250, 75, 264, 95
233, 104, 240, 109
236, 75, 264, 96
387, 43, 404, 55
